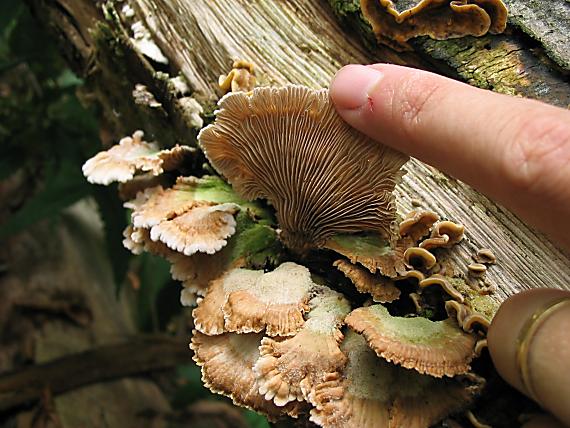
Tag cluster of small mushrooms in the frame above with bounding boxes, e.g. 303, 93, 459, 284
83, 78, 506, 426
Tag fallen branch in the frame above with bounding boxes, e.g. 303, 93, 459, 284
0, 335, 189, 413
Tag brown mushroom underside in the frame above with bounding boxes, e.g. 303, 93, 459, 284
199, 85, 408, 253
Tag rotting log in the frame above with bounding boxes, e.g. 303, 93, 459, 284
27, 0, 570, 304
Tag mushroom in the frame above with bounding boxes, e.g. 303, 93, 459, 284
360, 0, 508, 50
222, 262, 313, 336
198, 85, 408, 253
404, 247, 437, 270
420, 221, 465, 250
473, 248, 496, 264
253, 286, 351, 406
467, 263, 487, 276
325, 233, 412, 278
398, 210, 439, 241
190, 332, 304, 420
334, 259, 401, 303
193, 263, 313, 336
309, 331, 478, 428
419, 274, 465, 303
82, 130, 194, 185
474, 339, 488, 357
218, 59, 256, 93
149, 203, 239, 256
346, 305, 476, 377
462, 313, 491, 334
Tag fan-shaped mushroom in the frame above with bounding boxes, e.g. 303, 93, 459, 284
398, 210, 439, 241
254, 286, 351, 406
361, 0, 508, 50
82, 130, 194, 185
420, 221, 465, 250
346, 304, 476, 377
199, 85, 408, 253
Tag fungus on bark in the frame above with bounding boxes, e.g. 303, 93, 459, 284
404, 247, 437, 270
334, 259, 401, 303
419, 274, 465, 303
309, 331, 478, 428
360, 0, 508, 50
254, 287, 351, 406
82, 130, 194, 185
420, 221, 465, 250
193, 263, 313, 336
473, 248, 496, 264
190, 332, 304, 420
398, 210, 439, 241
219, 60, 257, 93
198, 85, 408, 253
346, 305, 476, 377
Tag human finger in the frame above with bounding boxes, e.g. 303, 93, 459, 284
487, 288, 570, 426
330, 64, 570, 251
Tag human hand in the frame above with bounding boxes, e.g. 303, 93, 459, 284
330, 64, 570, 427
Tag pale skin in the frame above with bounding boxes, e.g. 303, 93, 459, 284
331, 64, 570, 427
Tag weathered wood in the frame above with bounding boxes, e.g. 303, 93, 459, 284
29, 0, 570, 302
503, 0, 570, 70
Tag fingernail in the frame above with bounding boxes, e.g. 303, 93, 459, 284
330, 64, 384, 110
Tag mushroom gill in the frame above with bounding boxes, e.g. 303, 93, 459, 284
198, 85, 408, 253
360, 0, 508, 50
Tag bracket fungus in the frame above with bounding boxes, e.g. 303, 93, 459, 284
420, 221, 465, 250
398, 210, 439, 241
334, 259, 401, 303
419, 274, 465, 303
360, 0, 508, 50
403, 247, 437, 271
309, 331, 478, 428
346, 304, 476, 377
219, 60, 257, 93
190, 332, 304, 420
193, 263, 313, 336
198, 85, 408, 253
254, 287, 351, 406
82, 130, 194, 185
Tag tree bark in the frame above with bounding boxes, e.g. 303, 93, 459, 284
27, 0, 570, 302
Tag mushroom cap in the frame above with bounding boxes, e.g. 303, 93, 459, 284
309, 331, 477, 428
334, 259, 401, 303
190, 331, 303, 420
468, 263, 487, 275
419, 274, 465, 303
403, 247, 437, 270
398, 210, 439, 241
222, 262, 313, 336
473, 248, 497, 264
346, 304, 476, 377
82, 130, 194, 185
325, 234, 412, 278
198, 85, 408, 252
361, 0, 508, 49
149, 203, 239, 256
420, 221, 465, 250
253, 287, 351, 406
193, 262, 313, 336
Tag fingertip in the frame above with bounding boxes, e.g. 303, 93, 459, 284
329, 64, 384, 111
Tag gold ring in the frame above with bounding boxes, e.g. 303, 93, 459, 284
516, 296, 570, 402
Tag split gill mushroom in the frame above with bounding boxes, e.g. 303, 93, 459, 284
198, 85, 409, 254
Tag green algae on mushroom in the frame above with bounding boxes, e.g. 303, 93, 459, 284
309, 331, 477, 428
346, 305, 476, 377
198, 85, 408, 253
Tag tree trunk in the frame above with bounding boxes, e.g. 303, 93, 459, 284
27, 0, 569, 303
